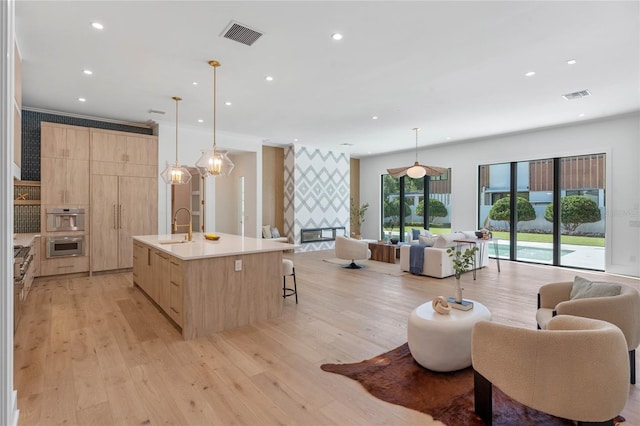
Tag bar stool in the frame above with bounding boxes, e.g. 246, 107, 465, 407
282, 259, 298, 303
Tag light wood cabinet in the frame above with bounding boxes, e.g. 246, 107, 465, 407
169, 258, 183, 326
40, 122, 90, 205
133, 240, 150, 293
91, 129, 157, 177
153, 250, 171, 312
91, 175, 157, 272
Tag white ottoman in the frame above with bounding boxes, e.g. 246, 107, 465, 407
407, 300, 491, 372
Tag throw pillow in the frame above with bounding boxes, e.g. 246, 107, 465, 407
418, 235, 438, 247
271, 226, 281, 238
433, 234, 457, 248
262, 225, 272, 239
412, 229, 420, 240
570, 276, 622, 300
419, 230, 433, 237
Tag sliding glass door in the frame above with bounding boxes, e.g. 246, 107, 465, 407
381, 170, 451, 241
479, 154, 605, 271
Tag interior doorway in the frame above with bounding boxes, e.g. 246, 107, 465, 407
171, 167, 205, 233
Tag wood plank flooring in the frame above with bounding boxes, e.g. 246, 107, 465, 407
14, 251, 640, 425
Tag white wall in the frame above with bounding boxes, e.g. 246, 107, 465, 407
360, 114, 640, 277
215, 152, 258, 237
156, 123, 263, 238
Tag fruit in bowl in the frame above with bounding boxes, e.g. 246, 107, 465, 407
204, 233, 220, 241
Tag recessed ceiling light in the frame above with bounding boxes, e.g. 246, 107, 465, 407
340, 143, 354, 146
83, 69, 93, 75
78, 97, 86, 102
224, 101, 232, 106
567, 59, 577, 65
446, 137, 451, 140
197, 119, 203, 123
192, 81, 198, 86
91, 22, 104, 30
525, 71, 536, 77
578, 113, 585, 117
331, 33, 343, 41
293, 138, 299, 142
372, 116, 379, 120
265, 76, 274, 82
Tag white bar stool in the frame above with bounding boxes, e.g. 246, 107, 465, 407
282, 259, 298, 303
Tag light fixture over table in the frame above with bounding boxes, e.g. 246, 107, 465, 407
195, 60, 235, 177
386, 128, 447, 179
161, 96, 192, 185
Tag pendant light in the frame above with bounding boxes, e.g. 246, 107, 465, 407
195, 60, 235, 177
161, 96, 192, 185
386, 128, 447, 179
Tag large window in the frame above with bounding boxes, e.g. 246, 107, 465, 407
381, 170, 451, 240
479, 154, 605, 270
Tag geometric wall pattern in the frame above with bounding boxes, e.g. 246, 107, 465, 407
284, 145, 350, 252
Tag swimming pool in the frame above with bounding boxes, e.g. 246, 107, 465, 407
491, 244, 574, 261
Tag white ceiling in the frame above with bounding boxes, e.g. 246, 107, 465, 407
15, 1, 640, 157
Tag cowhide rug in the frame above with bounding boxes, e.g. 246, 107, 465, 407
320, 343, 625, 425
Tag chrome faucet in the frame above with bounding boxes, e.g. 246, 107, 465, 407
172, 208, 193, 241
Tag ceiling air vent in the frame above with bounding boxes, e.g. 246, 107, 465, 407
562, 89, 591, 100
221, 21, 263, 46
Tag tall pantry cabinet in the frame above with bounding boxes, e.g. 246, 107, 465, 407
90, 129, 158, 272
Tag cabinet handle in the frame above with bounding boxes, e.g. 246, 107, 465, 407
113, 205, 117, 229
118, 204, 122, 229
170, 281, 179, 287
170, 307, 180, 314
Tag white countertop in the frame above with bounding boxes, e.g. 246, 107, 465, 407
133, 233, 296, 261
13, 233, 40, 248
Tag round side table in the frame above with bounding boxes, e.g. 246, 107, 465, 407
407, 299, 491, 372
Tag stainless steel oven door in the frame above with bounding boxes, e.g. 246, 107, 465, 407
46, 208, 85, 232
46, 236, 85, 258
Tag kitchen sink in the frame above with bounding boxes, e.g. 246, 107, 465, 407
158, 240, 193, 245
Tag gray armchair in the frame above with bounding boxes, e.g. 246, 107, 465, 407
472, 316, 629, 426
537, 280, 640, 384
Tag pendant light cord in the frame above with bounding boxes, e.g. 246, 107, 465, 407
172, 96, 182, 165
213, 63, 217, 154
413, 127, 420, 163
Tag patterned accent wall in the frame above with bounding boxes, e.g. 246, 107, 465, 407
284, 145, 350, 252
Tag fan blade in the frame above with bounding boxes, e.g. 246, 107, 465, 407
418, 164, 448, 176
386, 166, 409, 178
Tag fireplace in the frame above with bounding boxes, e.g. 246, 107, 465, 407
300, 227, 346, 244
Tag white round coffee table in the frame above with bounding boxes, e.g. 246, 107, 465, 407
407, 299, 491, 372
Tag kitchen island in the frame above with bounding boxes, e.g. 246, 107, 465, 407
132, 233, 295, 340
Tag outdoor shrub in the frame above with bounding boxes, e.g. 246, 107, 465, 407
544, 196, 601, 234
489, 196, 536, 230
416, 198, 448, 225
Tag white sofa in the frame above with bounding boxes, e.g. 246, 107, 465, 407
399, 231, 489, 278
262, 225, 288, 243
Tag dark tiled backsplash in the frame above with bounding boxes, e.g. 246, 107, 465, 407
14, 205, 40, 233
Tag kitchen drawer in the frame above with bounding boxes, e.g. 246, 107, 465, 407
40, 255, 89, 276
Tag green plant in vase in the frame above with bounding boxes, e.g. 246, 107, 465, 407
447, 245, 479, 303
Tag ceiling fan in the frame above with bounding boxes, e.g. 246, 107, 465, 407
386, 128, 447, 179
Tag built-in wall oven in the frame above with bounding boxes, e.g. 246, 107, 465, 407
47, 235, 85, 258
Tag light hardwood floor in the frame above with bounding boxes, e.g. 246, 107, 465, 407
14, 250, 640, 425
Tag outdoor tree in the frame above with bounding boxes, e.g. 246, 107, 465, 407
544, 195, 601, 234
488, 196, 536, 230
416, 198, 448, 225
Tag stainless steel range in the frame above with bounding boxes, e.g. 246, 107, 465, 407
14, 245, 32, 333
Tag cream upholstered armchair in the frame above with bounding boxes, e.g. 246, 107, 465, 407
472, 316, 629, 426
536, 279, 640, 384
334, 236, 371, 269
